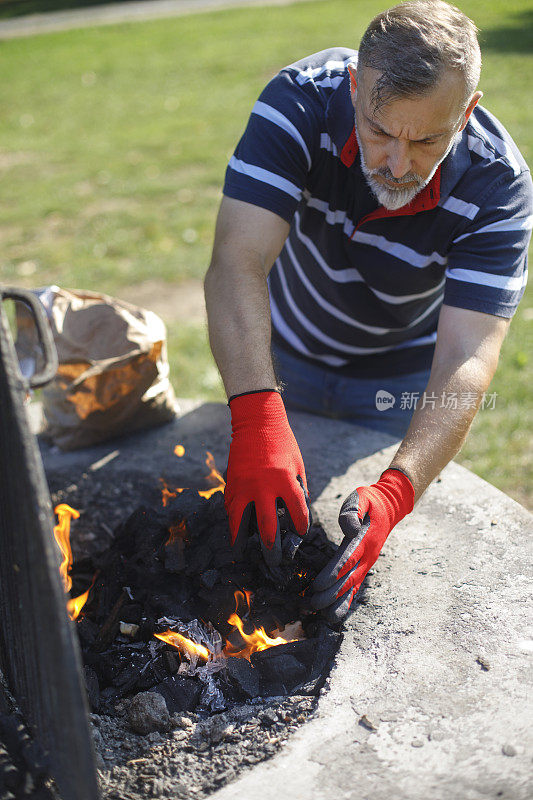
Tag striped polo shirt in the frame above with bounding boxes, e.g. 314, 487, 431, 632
223, 48, 532, 376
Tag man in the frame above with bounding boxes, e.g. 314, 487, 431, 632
204, 0, 532, 622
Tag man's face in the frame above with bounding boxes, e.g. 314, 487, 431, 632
351, 66, 474, 210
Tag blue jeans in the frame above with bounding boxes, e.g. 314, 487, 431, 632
272, 343, 431, 438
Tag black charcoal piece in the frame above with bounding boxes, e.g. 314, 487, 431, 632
200, 569, 220, 589
127, 691, 170, 735
224, 658, 260, 699
155, 675, 202, 713
76, 616, 99, 648
251, 652, 307, 691
83, 666, 100, 712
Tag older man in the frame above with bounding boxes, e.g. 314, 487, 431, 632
204, 0, 532, 622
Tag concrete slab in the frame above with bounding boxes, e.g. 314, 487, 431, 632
37, 402, 533, 800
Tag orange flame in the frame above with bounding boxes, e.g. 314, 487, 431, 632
165, 519, 187, 546
223, 590, 293, 661
159, 450, 225, 505
159, 478, 185, 507
53, 504, 80, 592
198, 451, 226, 499
154, 630, 209, 660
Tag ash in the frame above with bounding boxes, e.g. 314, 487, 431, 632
93, 694, 318, 799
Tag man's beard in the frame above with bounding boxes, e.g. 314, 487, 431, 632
355, 116, 455, 211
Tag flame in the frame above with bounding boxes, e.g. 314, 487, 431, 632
165, 519, 187, 546
154, 589, 298, 663
159, 478, 185, 507
198, 451, 226, 499
223, 590, 293, 660
159, 450, 225, 505
154, 630, 209, 660
53, 504, 80, 592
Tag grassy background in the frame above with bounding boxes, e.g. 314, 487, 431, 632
0, 0, 531, 507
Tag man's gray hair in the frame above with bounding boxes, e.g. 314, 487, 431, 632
358, 0, 481, 111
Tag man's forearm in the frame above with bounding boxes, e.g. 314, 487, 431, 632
389, 357, 494, 502
204, 258, 277, 398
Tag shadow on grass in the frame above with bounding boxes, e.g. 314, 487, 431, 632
480, 10, 533, 54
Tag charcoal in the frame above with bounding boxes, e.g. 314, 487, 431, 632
185, 543, 213, 574
251, 652, 307, 690
261, 639, 317, 669
83, 666, 100, 711
224, 658, 260, 700
127, 691, 170, 735
136, 655, 169, 691
76, 616, 99, 648
155, 676, 202, 713
200, 569, 220, 589
163, 650, 180, 674
309, 625, 343, 681
120, 603, 143, 624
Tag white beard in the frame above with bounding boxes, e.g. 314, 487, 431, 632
355, 116, 456, 211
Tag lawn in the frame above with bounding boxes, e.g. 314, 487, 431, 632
0, 0, 531, 507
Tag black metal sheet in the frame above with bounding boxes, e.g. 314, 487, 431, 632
0, 290, 100, 800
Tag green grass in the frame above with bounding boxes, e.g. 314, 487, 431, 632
0, 0, 531, 506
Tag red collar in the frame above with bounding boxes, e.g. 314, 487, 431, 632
340, 125, 442, 231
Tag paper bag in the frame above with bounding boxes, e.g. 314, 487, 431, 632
37, 286, 177, 450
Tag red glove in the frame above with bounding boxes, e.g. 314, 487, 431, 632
224, 390, 309, 566
311, 469, 414, 623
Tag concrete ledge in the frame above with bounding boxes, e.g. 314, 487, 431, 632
37, 402, 533, 800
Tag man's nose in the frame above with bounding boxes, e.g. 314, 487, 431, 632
387, 140, 412, 179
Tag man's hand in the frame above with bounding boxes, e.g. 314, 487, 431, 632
224, 390, 310, 566
310, 469, 414, 623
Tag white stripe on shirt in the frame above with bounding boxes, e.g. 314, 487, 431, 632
252, 101, 312, 170
469, 117, 521, 177
446, 267, 527, 291
304, 197, 447, 268
281, 246, 444, 334
228, 156, 302, 200
440, 196, 480, 220
294, 212, 363, 282
453, 215, 533, 243
270, 293, 348, 366
320, 133, 338, 157
276, 260, 438, 355
294, 58, 350, 85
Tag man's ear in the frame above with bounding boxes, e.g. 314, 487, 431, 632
459, 90, 483, 131
347, 63, 357, 103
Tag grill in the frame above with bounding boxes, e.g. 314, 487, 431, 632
0, 287, 100, 800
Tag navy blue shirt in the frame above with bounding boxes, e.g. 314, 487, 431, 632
223, 49, 532, 376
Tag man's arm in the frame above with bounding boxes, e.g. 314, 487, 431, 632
205, 196, 309, 564
389, 304, 510, 501
311, 303, 510, 622
204, 196, 290, 398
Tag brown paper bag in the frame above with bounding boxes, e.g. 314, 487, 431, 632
37, 287, 178, 450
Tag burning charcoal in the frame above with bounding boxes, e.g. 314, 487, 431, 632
83, 666, 100, 712
223, 658, 260, 700
251, 652, 307, 692
127, 691, 171, 735
163, 649, 180, 675
156, 675, 202, 713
